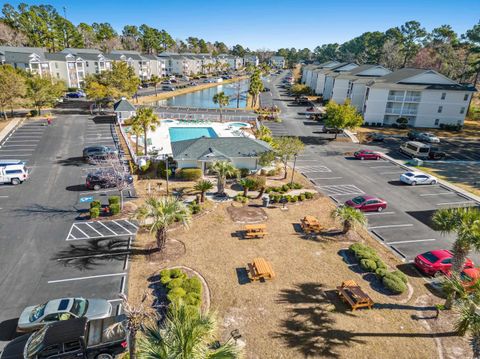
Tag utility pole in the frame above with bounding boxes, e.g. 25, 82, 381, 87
236, 81, 241, 108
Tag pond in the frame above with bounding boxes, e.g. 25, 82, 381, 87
152, 80, 249, 109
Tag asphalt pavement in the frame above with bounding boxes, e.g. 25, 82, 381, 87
265, 71, 480, 267
0, 113, 133, 348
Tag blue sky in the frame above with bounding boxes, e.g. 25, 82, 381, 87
7, 0, 480, 50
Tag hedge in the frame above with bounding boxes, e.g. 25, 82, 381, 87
188, 201, 201, 214
176, 168, 202, 181
109, 203, 120, 215
268, 191, 313, 204
90, 200, 101, 209
383, 273, 407, 294
265, 182, 303, 194
90, 207, 100, 218
108, 196, 120, 205
375, 268, 388, 278
160, 269, 203, 308
391, 270, 408, 284
360, 259, 377, 272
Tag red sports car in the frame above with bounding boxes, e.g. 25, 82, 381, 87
345, 195, 387, 212
354, 149, 381, 160
414, 249, 474, 276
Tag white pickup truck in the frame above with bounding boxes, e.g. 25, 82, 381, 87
0, 160, 29, 185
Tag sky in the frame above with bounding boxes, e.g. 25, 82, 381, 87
7, 0, 480, 50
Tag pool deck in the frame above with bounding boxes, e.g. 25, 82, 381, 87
130, 119, 254, 156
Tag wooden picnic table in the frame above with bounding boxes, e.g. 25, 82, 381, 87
244, 224, 268, 239
301, 215, 323, 233
247, 257, 275, 281
336, 280, 374, 311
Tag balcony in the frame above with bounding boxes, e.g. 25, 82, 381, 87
387, 95, 404, 101
385, 107, 402, 114
402, 108, 418, 115
404, 96, 421, 102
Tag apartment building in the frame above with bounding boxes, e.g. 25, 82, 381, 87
330, 65, 391, 111
243, 55, 259, 67
61, 48, 112, 77
302, 61, 341, 91
108, 50, 153, 80
143, 54, 167, 78
363, 68, 476, 128
0, 46, 51, 77
269, 56, 285, 68
217, 54, 244, 70
320, 63, 359, 99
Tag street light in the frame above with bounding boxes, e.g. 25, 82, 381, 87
290, 153, 298, 186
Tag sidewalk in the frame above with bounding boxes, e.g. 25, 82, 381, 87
0, 118, 23, 144
382, 153, 480, 204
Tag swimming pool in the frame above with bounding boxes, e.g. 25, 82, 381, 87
169, 127, 218, 142
228, 122, 250, 128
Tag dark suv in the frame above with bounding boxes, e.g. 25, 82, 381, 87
86, 170, 133, 190
82, 146, 118, 160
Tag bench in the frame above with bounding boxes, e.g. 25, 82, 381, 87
247, 258, 275, 281
336, 280, 374, 311
244, 231, 268, 239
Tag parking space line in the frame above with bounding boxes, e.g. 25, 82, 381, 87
436, 201, 475, 206
85, 223, 104, 236
388, 238, 436, 245
311, 177, 343, 180
364, 211, 395, 216
97, 221, 118, 235
380, 171, 404, 175
112, 220, 135, 234
48, 272, 127, 284
420, 192, 456, 196
74, 225, 90, 238
317, 184, 364, 196
0, 154, 30, 157
368, 224, 414, 229
368, 165, 397, 169
124, 220, 139, 229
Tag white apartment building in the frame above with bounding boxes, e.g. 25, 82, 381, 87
269, 55, 285, 68
301, 61, 341, 92
108, 50, 152, 80
0, 46, 51, 77
363, 68, 476, 128
216, 54, 243, 70
61, 48, 112, 78
329, 65, 391, 110
243, 55, 259, 67
322, 63, 359, 100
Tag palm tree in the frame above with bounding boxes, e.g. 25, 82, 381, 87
331, 206, 367, 234
150, 75, 160, 96
194, 179, 214, 203
106, 293, 151, 359
455, 293, 480, 358
212, 91, 230, 121
130, 121, 143, 155
433, 207, 480, 275
138, 303, 241, 359
134, 196, 191, 250
131, 107, 160, 156
211, 161, 237, 195
238, 177, 256, 197
441, 274, 480, 309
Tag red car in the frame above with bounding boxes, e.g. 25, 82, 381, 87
345, 195, 387, 212
414, 249, 474, 276
354, 149, 381, 160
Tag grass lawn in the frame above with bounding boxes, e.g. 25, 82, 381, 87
127, 187, 470, 358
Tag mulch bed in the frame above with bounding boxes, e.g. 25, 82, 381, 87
144, 239, 186, 263
226, 204, 268, 223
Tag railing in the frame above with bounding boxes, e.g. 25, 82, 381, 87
404, 96, 421, 102
401, 109, 418, 115
117, 119, 137, 164
385, 107, 402, 114
387, 95, 404, 101
154, 111, 257, 123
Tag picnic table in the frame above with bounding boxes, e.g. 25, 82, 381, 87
336, 280, 374, 311
301, 215, 323, 234
244, 224, 268, 239
247, 257, 275, 281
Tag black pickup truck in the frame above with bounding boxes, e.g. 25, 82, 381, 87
1, 316, 126, 359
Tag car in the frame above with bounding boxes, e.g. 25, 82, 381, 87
0, 163, 29, 185
161, 80, 171, 85
345, 195, 387, 212
17, 297, 112, 332
428, 148, 446, 160
65, 91, 85, 98
354, 149, 381, 160
418, 132, 440, 143
366, 133, 385, 142
321, 126, 343, 134
86, 169, 133, 191
407, 130, 422, 141
82, 146, 117, 160
189, 81, 198, 86
400, 171, 437, 186
170, 78, 178, 83
262, 87, 271, 92
414, 250, 474, 276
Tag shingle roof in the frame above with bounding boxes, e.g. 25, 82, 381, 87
0, 46, 47, 63
172, 137, 271, 160
113, 98, 136, 112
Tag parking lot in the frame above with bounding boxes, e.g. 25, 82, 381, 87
294, 149, 480, 263
0, 114, 132, 346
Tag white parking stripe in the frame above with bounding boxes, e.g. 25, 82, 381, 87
436, 201, 475, 206
389, 238, 436, 245
420, 192, 456, 196
364, 211, 395, 216
112, 220, 135, 234
317, 184, 364, 196
311, 177, 343, 180
0, 154, 30, 157
368, 224, 414, 229
369, 165, 397, 169
97, 221, 118, 235
1, 144, 37, 146
48, 272, 126, 283
380, 171, 404, 175
0, 149, 33, 152
124, 220, 139, 229
73, 225, 90, 238
85, 223, 104, 236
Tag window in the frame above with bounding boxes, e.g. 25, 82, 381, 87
464, 94, 469, 101
441, 258, 452, 264
56, 73, 60, 79
441, 92, 446, 100
460, 107, 465, 114
63, 340, 81, 352
434, 119, 440, 126
437, 106, 443, 113
55, 63, 58, 69
38, 344, 61, 358
5, 169, 22, 174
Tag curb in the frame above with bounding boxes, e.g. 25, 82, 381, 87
0, 118, 24, 146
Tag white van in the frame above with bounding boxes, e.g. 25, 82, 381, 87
0, 162, 29, 185
399, 141, 430, 158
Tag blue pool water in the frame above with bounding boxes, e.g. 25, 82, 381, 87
169, 127, 218, 142
229, 122, 250, 127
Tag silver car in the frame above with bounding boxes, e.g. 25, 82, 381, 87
419, 132, 440, 143
400, 172, 438, 186
17, 297, 112, 332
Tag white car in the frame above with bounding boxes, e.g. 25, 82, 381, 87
419, 132, 440, 143
400, 172, 437, 186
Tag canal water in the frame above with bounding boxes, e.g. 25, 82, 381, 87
152, 79, 249, 109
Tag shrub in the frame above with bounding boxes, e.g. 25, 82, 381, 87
90, 207, 100, 218
188, 201, 201, 214
184, 292, 201, 307
159, 269, 171, 278
290, 195, 298, 203
349, 243, 367, 253
299, 194, 306, 201
375, 259, 387, 270
360, 259, 377, 272
167, 287, 187, 303
247, 175, 266, 191
90, 200, 101, 209
183, 277, 203, 295
109, 203, 120, 215
291, 182, 303, 189
234, 194, 248, 204
281, 184, 290, 192
375, 268, 388, 278
176, 168, 202, 181
108, 196, 120, 205
391, 270, 408, 284
383, 273, 407, 294
167, 278, 184, 290
160, 275, 172, 285
267, 169, 277, 176
304, 192, 313, 199
354, 249, 378, 261
239, 168, 250, 177
29, 109, 38, 117
157, 161, 172, 179
140, 160, 151, 172
170, 268, 187, 279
